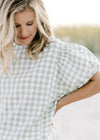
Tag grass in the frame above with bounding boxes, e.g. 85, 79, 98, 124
53, 25, 100, 54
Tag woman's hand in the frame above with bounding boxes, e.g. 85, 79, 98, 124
54, 100, 61, 115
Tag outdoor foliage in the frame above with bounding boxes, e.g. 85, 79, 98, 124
54, 25, 100, 54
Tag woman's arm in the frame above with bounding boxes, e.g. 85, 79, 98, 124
55, 71, 100, 114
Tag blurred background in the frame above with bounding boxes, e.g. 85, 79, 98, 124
43, 0, 100, 140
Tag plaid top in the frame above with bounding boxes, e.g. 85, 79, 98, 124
0, 37, 100, 140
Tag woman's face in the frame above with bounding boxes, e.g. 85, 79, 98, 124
14, 8, 37, 45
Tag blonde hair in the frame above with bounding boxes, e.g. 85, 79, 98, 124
0, 0, 53, 76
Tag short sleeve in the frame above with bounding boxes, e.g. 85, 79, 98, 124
54, 42, 100, 101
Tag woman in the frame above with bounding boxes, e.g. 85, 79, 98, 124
0, 0, 100, 140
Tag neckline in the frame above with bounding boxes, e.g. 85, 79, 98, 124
13, 42, 43, 59
13, 42, 27, 51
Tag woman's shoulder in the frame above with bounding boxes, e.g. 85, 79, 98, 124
48, 36, 67, 49
47, 36, 87, 53
46, 37, 99, 65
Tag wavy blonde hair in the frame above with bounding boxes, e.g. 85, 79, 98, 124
0, 0, 53, 76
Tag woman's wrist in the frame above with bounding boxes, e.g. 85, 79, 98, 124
55, 99, 63, 114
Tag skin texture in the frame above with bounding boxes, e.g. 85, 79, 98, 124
14, 8, 37, 45
55, 71, 100, 115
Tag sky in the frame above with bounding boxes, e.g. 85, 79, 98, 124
43, 0, 100, 27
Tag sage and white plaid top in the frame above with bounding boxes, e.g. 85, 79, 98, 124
0, 37, 100, 140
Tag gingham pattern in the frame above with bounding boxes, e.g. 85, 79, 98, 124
0, 37, 100, 140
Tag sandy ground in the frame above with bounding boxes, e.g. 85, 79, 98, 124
52, 56, 100, 140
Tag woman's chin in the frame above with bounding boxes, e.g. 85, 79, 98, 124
14, 36, 33, 46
